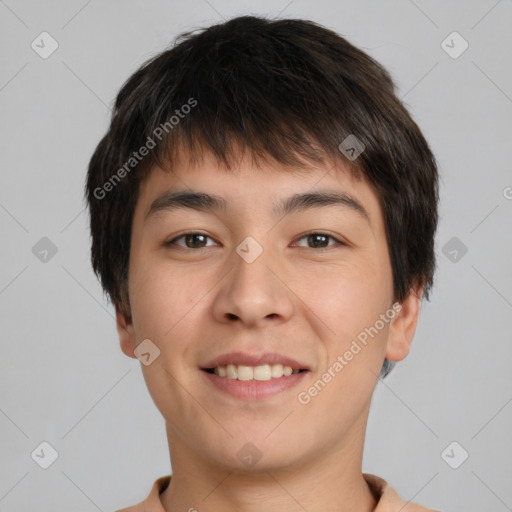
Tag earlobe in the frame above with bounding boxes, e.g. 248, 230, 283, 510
385, 285, 424, 362
116, 307, 137, 359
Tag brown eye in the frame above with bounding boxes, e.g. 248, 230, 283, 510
294, 232, 344, 249
166, 232, 215, 249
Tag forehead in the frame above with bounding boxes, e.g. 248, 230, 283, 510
135, 149, 382, 228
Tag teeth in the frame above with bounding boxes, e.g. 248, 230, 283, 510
212, 363, 301, 380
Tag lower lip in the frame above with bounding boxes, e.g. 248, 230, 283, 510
201, 369, 309, 400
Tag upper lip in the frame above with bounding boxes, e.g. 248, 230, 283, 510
201, 352, 310, 371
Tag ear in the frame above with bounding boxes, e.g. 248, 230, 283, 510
116, 306, 137, 359
385, 284, 424, 362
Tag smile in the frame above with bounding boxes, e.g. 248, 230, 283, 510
204, 363, 305, 381
201, 366, 309, 400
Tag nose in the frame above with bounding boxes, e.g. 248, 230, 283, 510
211, 242, 294, 329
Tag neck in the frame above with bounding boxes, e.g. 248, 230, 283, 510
160, 420, 377, 512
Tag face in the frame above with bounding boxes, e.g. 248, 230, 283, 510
117, 149, 422, 473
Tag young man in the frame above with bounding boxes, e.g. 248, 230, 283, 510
86, 15, 439, 512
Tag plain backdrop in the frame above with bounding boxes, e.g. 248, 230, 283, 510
1, 1, 511, 511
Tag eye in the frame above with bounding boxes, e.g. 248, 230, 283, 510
293, 232, 345, 249
165, 232, 217, 249
165, 231, 345, 251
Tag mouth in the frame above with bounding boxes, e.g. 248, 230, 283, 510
199, 352, 310, 400
200, 361, 310, 400
202, 364, 308, 381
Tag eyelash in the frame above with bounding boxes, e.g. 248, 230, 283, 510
165, 231, 346, 251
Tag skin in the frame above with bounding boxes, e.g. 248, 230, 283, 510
116, 147, 424, 512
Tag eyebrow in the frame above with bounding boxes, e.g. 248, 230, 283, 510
145, 189, 370, 224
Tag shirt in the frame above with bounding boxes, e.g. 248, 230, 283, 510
116, 473, 437, 511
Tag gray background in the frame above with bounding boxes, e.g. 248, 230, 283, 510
1, 0, 511, 510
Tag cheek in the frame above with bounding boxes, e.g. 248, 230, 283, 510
127, 256, 202, 417
304, 259, 388, 330
302, 259, 391, 374
128, 255, 192, 340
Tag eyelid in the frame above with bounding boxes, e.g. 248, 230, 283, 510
165, 231, 217, 248
165, 231, 346, 250
292, 231, 346, 248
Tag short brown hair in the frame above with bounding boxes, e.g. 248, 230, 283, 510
85, 15, 439, 377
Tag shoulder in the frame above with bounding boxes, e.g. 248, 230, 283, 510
363, 473, 439, 512
115, 475, 171, 512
